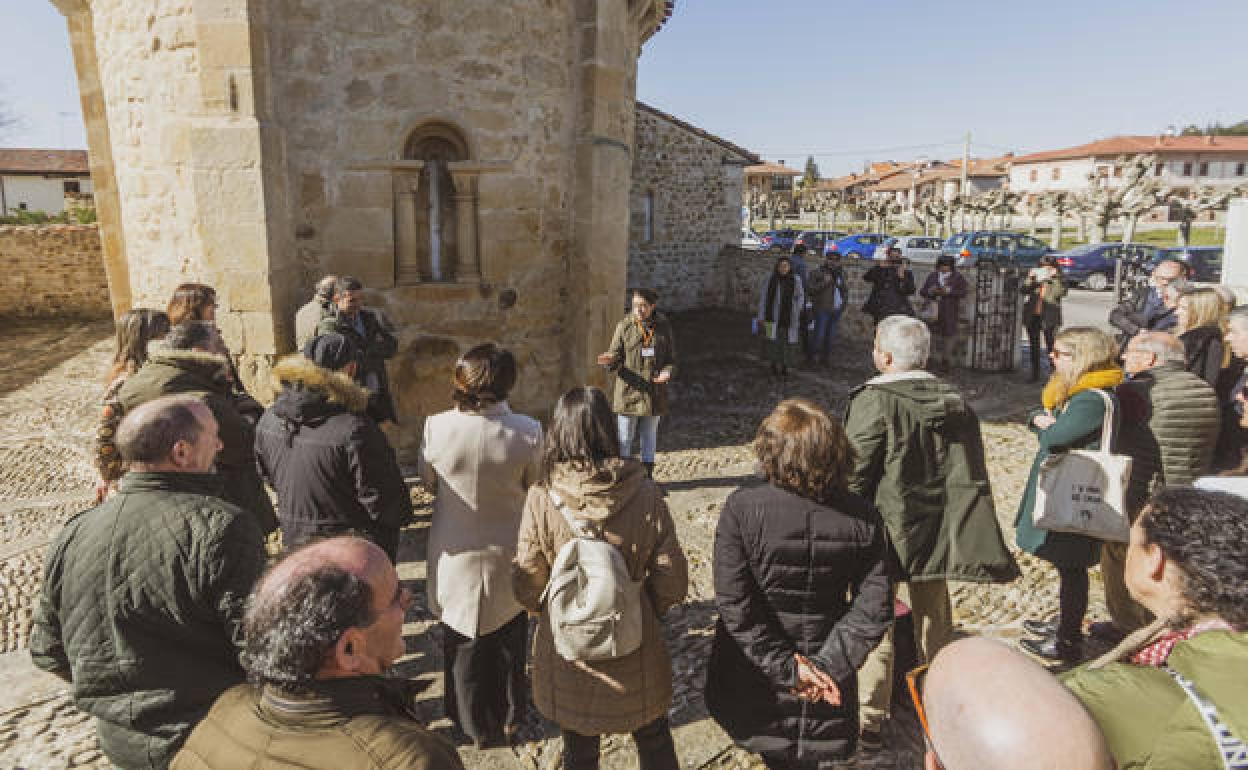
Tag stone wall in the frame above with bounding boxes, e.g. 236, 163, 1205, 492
0, 225, 110, 319
724, 249, 1019, 370
628, 105, 752, 311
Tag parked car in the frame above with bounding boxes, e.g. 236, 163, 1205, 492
793, 230, 847, 255
827, 232, 889, 259
941, 231, 1051, 267
872, 235, 944, 263
1150, 246, 1224, 283
741, 229, 764, 250
760, 229, 801, 252
1054, 242, 1158, 291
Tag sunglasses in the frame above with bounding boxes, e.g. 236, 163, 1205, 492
907, 664, 936, 756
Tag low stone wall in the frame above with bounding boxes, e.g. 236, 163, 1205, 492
0, 225, 110, 319
724, 248, 1019, 370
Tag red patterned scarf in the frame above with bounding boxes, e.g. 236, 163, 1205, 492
1131, 619, 1235, 667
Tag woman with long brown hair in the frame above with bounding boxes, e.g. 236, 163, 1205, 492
93, 308, 170, 501
419, 343, 542, 748
513, 386, 687, 770
706, 399, 892, 767
1016, 326, 1123, 662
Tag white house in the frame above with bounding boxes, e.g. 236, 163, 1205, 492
1009, 135, 1248, 197
0, 148, 93, 216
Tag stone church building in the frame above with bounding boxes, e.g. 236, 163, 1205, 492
52, 0, 675, 458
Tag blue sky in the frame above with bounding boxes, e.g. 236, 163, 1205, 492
5, 0, 1246, 176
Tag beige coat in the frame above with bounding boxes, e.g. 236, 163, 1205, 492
513, 460, 688, 735
419, 403, 542, 637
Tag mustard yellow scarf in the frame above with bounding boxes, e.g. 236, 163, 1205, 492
1041, 367, 1124, 410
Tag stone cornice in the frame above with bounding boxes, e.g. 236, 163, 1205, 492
49, 0, 89, 16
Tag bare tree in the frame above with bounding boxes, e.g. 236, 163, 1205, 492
1021, 195, 1045, 236
1164, 185, 1245, 246
1077, 154, 1159, 244
1119, 183, 1168, 244
1042, 191, 1079, 249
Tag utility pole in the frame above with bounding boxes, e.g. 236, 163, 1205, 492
960, 131, 971, 197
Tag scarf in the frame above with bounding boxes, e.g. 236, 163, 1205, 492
764, 271, 796, 328
1132, 619, 1236, 667
1041, 366, 1124, 410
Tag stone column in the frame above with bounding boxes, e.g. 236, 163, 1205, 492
449, 169, 480, 284
393, 170, 423, 282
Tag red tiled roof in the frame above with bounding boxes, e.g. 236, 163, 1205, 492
1011, 135, 1248, 164
636, 102, 758, 163
0, 148, 89, 175
745, 161, 801, 176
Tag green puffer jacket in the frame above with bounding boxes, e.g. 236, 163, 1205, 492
605, 313, 678, 417
1063, 630, 1248, 770
172, 678, 464, 770
1116, 363, 1221, 515
30, 472, 268, 770
116, 346, 278, 534
844, 372, 1020, 583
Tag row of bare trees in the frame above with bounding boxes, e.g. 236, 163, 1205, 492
750, 153, 1246, 247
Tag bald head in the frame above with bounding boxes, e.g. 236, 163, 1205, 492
117, 394, 220, 472
255, 536, 385, 600
924, 638, 1112, 770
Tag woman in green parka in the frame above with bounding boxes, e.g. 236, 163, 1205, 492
1015, 326, 1123, 663
597, 288, 677, 478
1062, 486, 1248, 770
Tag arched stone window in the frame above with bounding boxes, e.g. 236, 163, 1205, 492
394, 121, 476, 284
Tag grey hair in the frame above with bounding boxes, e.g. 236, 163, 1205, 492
1131, 331, 1186, 366
875, 315, 930, 371
241, 563, 376, 691
115, 394, 206, 464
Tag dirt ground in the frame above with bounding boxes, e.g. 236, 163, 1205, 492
0, 311, 1113, 770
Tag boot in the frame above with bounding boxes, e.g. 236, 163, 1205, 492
643, 461, 655, 479
1020, 633, 1083, 663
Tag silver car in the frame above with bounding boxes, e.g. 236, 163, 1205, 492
872, 235, 944, 263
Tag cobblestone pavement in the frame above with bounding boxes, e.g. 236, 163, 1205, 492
0, 312, 1111, 770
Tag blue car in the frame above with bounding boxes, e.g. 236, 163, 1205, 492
827, 233, 889, 259
760, 229, 800, 252
1055, 243, 1158, 291
1151, 246, 1224, 283
941, 231, 1051, 267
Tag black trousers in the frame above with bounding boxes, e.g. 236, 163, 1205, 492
442, 612, 528, 744
1057, 567, 1090, 641
1025, 315, 1055, 379
562, 717, 679, 770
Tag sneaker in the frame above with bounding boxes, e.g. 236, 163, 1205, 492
1020, 634, 1083, 663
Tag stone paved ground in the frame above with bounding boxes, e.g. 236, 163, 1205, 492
0, 311, 1112, 770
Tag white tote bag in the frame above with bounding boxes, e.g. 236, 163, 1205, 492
1031, 388, 1132, 543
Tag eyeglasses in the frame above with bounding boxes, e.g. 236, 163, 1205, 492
1049, 349, 1074, 359
907, 664, 936, 755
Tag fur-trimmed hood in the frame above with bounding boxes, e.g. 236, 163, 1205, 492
271, 355, 371, 415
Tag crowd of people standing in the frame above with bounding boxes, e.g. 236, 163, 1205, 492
26, 260, 1248, 770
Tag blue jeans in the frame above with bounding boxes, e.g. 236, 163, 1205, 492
618, 414, 660, 462
812, 310, 842, 358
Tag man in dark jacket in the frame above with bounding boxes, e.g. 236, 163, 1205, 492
316, 276, 400, 425
1108, 258, 1183, 344
1099, 331, 1220, 636
844, 315, 1019, 744
115, 320, 278, 534
256, 333, 412, 561
171, 537, 464, 770
30, 395, 267, 769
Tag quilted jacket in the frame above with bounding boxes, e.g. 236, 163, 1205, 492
29, 472, 268, 769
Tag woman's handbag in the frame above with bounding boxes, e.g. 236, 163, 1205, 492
1031, 389, 1132, 543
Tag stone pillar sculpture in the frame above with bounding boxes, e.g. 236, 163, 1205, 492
449, 168, 481, 284
393, 168, 423, 283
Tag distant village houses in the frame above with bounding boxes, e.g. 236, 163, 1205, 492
0, 149, 93, 216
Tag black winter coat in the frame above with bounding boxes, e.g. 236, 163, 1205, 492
30, 472, 267, 769
255, 356, 412, 552
1180, 325, 1225, 389
317, 308, 400, 424
705, 482, 892, 764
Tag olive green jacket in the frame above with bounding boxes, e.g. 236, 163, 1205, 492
172, 678, 464, 770
1063, 630, 1248, 770
844, 372, 1019, 583
1021, 273, 1067, 328
605, 313, 677, 417
116, 346, 278, 534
